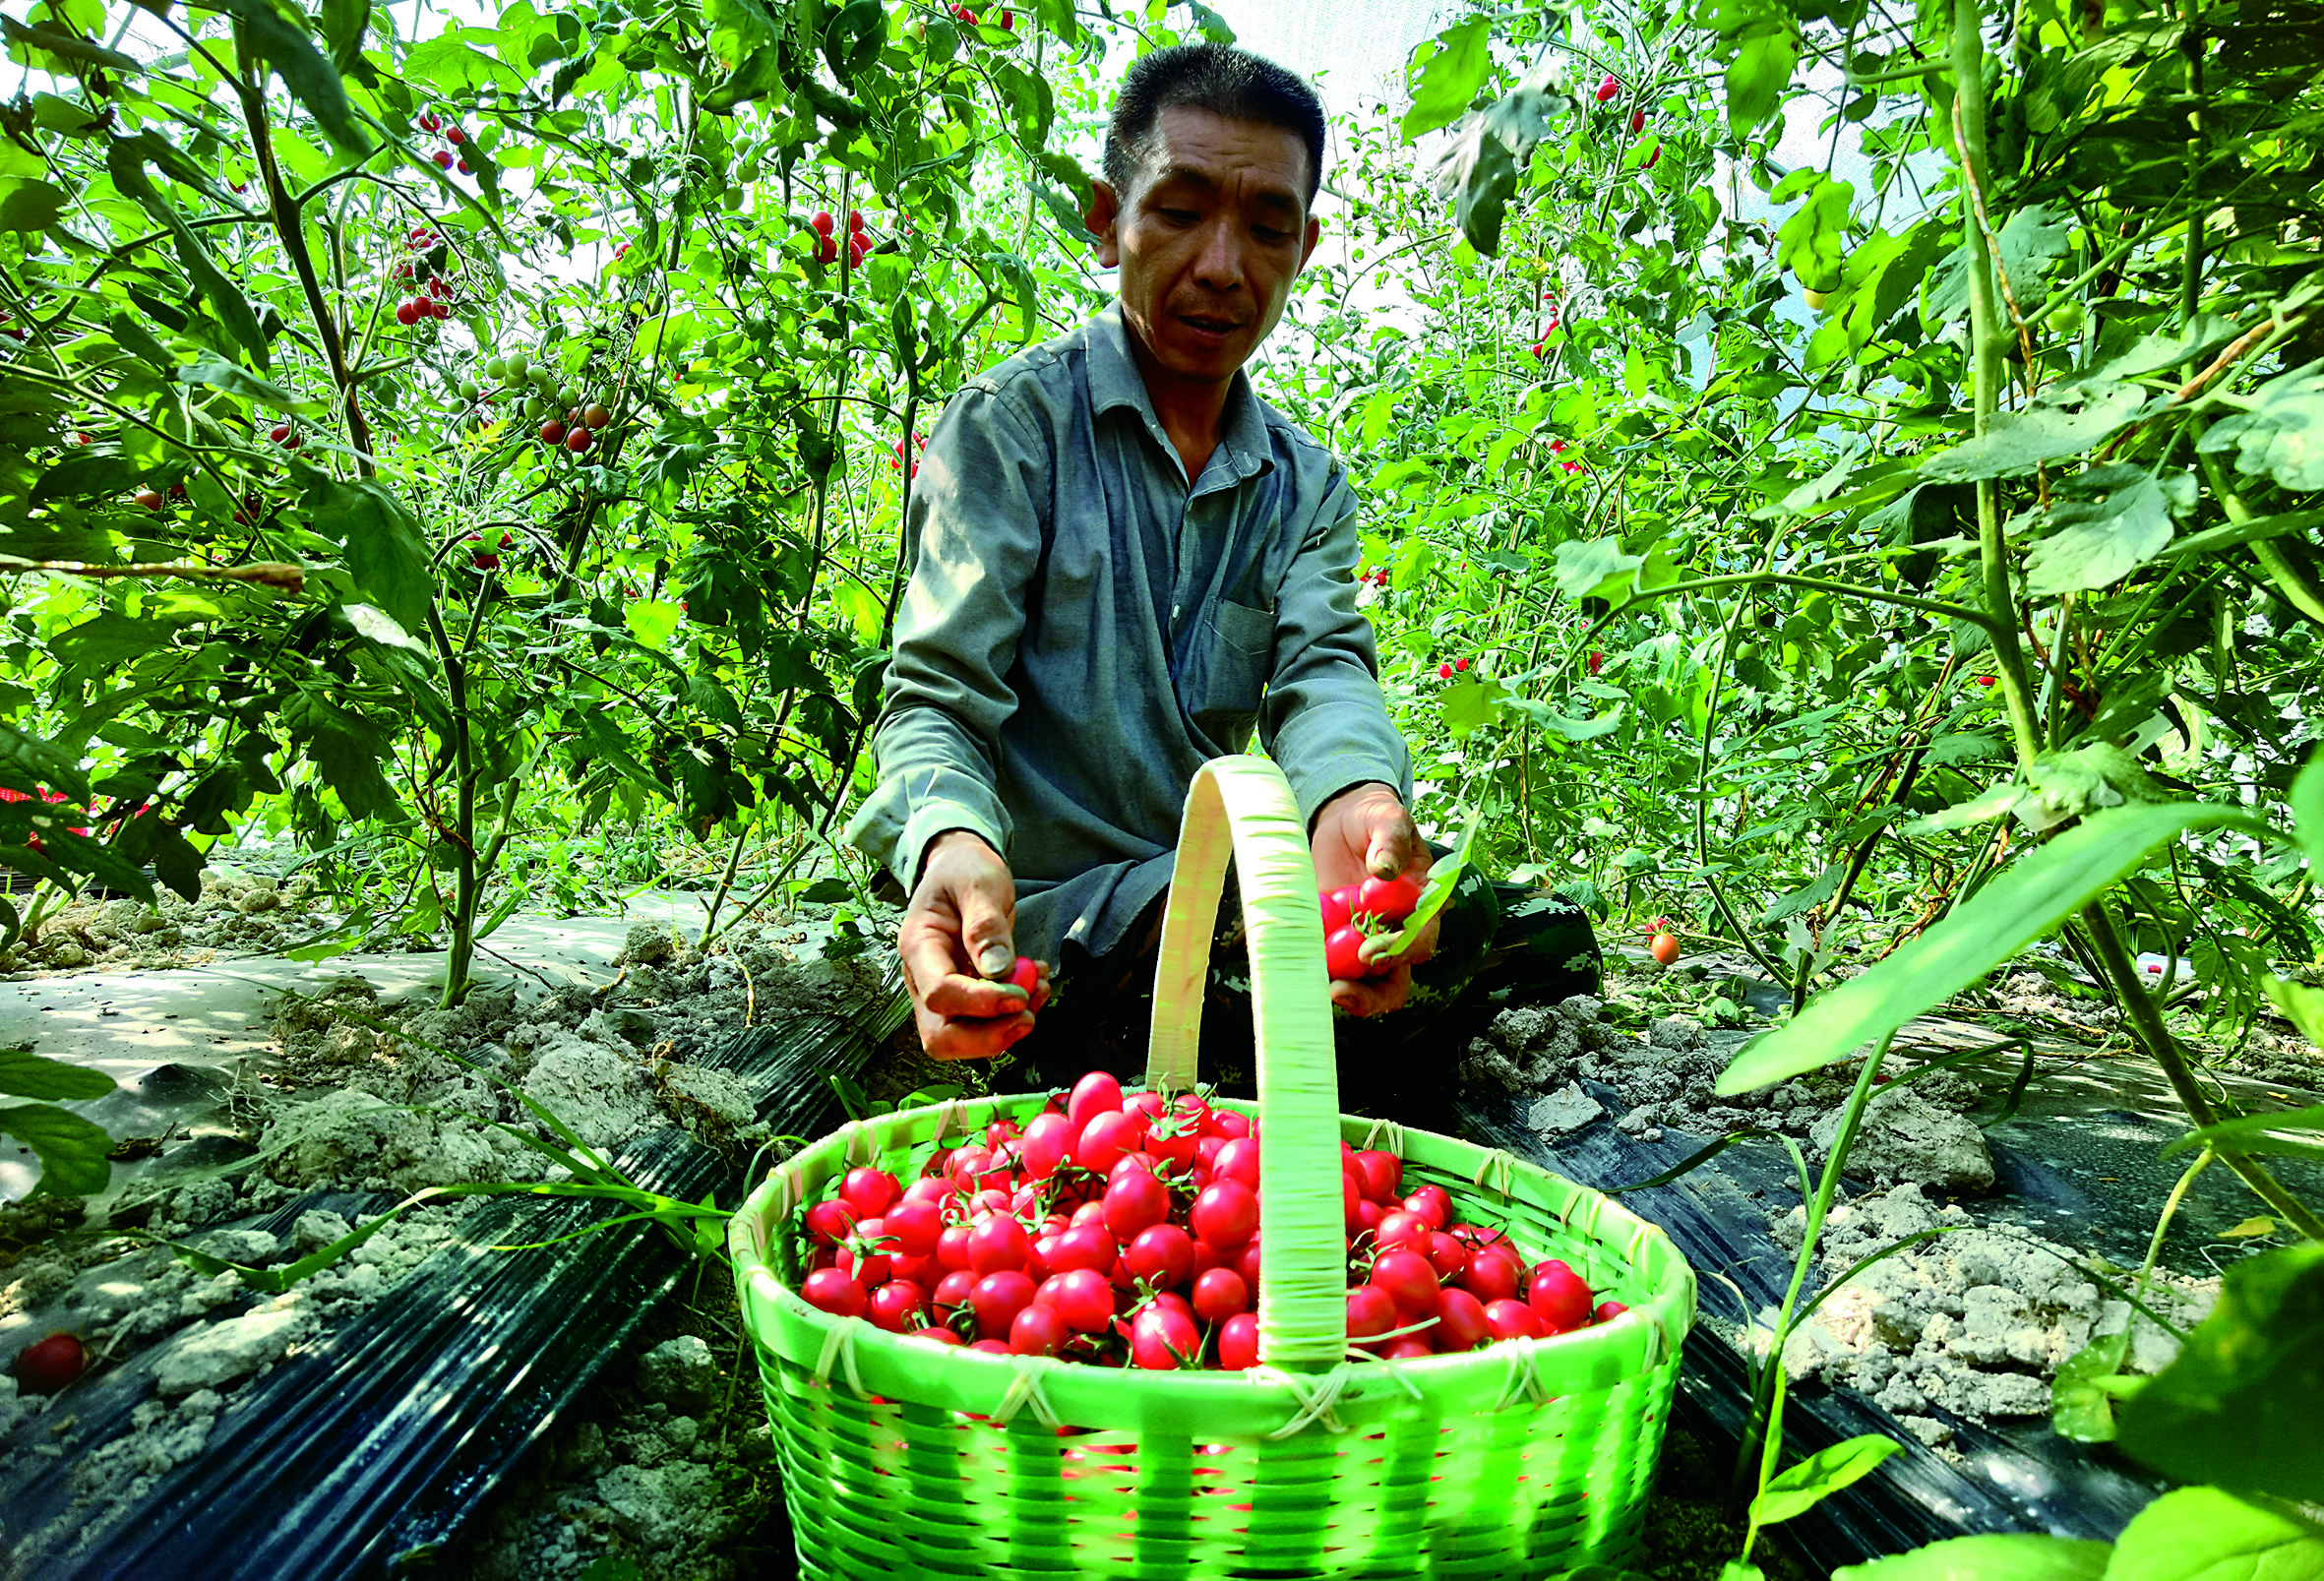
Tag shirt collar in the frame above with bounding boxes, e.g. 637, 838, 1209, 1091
1088, 303, 1274, 492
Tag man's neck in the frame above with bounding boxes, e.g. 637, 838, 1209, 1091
1121, 318, 1232, 485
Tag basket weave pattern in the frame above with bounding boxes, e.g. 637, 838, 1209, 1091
732, 758, 1695, 1578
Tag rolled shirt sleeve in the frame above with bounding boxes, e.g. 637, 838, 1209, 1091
842, 388, 1049, 890
1261, 469, 1413, 828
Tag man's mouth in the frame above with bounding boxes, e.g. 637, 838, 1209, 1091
1179, 314, 1244, 339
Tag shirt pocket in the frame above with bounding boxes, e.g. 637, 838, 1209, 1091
1184, 598, 1276, 748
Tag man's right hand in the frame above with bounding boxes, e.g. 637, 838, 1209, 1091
899, 829, 1050, 1060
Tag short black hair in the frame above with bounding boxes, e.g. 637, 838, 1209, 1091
1102, 42, 1327, 210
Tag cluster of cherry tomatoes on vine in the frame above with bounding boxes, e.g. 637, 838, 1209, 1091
795, 1069, 1625, 1369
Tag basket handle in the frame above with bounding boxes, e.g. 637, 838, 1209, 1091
1143, 757, 1345, 1370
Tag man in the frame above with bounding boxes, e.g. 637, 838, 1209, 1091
847, 43, 1596, 1078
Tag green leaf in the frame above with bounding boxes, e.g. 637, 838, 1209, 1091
1832, 1534, 2111, 1581
211, 0, 368, 152
298, 468, 433, 636
1749, 1433, 1900, 1526
2261, 975, 2324, 1049
0, 15, 138, 73
176, 353, 328, 416
1506, 698, 1627, 741
2100, 1486, 2324, 1581
1774, 172, 1854, 292
2024, 466, 2173, 596
320, 0, 370, 69
52, 611, 179, 668
1555, 538, 1645, 600
2115, 1244, 2324, 1506
1715, 800, 2261, 1094
0, 1046, 115, 1101
0, 1100, 113, 1197
1401, 18, 1494, 143
0, 177, 69, 232
2294, 755, 2324, 882
2163, 1104, 2324, 1163
1428, 86, 1553, 255
1920, 382, 2146, 482
2201, 361, 2324, 493
105, 135, 269, 365
2051, 1331, 2131, 1442
1725, 21, 1801, 134
1996, 204, 2072, 297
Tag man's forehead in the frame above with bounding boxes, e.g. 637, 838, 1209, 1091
1135, 105, 1310, 207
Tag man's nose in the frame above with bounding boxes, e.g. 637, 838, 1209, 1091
1191, 216, 1247, 293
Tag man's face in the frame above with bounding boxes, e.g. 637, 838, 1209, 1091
1091, 106, 1322, 391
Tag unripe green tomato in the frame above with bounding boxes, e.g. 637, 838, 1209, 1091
522, 395, 545, 419
459, 379, 481, 400
2050, 300, 2086, 336
507, 352, 529, 378
533, 368, 558, 393
484, 356, 507, 381
561, 386, 581, 409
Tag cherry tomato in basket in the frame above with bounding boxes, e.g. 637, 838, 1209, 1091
1527, 1259, 1595, 1334
1217, 1311, 1259, 1369
1369, 1248, 1442, 1322
1190, 1181, 1258, 1250
802, 1267, 868, 1319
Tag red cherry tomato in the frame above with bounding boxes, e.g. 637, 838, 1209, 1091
1015, 1111, 1073, 1180
1213, 1136, 1262, 1191
936, 1224, 973, 1272
1352, 1149, 1402, 1204
1325, 925, 1371, 982
932, 1268, 976, 1319
1649, 931, 1681, 966
1123, 1224, 1195, 1289
1433, 1287, 1493, 1353
1355, 875, 1422, 923
885, 1199, 943, 1259
801, 1267, 868, 1319
1190, 1181, 1259, 1250
1426, 1231, 1471, 1280
1528, 1259, 1596, 1333
1595, 1300, 1629, 1324
1374, 1209, 1434, 1254
966, 1215, 1032, 1277
1369, 1248, 1442, 1321
1379, 1336, 1434, 1361
1461, 1246, 1524, 1305
1130, 1304, 1200, 1369
1039, 1269, 1117, 1333
1007, 954, 1040, 995
1076, 1110, 1141, 1174
1485, 1299, 1547, 1341
804, 1198, 859, 1247
1192, 1267, 1250, 1323
840, 1167, 900, 1217
907, 1325, 962, 1347
1009, 1301, 1070, 1357
1046, 1223, 1119, 1275
1102, 1168, 1172, 1243
1402, 1185, 1452, 1229
868, 1279, 929, 1333
1320, 888, 1351, 933
1217, 1311, 1260, 1369
971, 1270, 1038, 1338
1345, 1283, 1399, 1343
1068, 1070, 1123, 1128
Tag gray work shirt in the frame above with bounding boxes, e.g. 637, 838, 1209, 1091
843, 302, 1411, 968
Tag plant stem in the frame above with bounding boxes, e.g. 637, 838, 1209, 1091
696, 805, 759, 950
1732, 1032, 1894, 1502
1949, 0, 2043, 768
2079, 902, 2324, 1239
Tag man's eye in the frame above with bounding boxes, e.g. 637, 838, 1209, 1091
1255, 227, 1291, 244
1160, 209, 1199, 224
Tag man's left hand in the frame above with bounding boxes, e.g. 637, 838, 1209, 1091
1312, 781, 1437, 1016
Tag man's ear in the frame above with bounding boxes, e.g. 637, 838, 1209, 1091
1085, 179, 1123, 269
1299, 214, 1321, 274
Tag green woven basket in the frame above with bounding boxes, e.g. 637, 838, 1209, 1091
731, 757, 1695, 1579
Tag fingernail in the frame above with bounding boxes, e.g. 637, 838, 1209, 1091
977, 943, 1013, 977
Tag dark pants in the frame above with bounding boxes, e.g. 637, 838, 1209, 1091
1001, 868, 1600, 1122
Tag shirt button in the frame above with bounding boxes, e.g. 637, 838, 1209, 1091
1172, 603, 1182, 619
